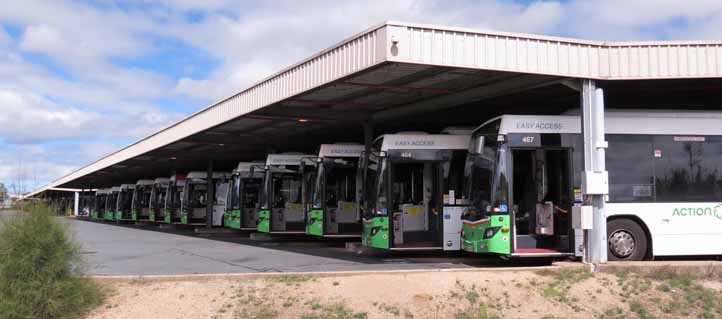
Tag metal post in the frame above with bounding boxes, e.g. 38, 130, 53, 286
74, 191, 79, 216
206, 160, 214, 228
580, 79, 608, 272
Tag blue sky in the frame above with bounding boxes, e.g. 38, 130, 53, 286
2, 0, 722, 194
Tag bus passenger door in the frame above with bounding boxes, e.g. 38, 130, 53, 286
512, 148, 572, 254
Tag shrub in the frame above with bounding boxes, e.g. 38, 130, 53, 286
0, 203, 104, 319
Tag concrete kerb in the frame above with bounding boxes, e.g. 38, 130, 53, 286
88, 260, 722, 284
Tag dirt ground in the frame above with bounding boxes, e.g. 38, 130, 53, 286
86, 263, 722, 319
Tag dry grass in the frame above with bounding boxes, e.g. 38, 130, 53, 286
84, 264, 722, 319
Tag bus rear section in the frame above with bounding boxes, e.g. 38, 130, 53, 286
361, 133, 470, 251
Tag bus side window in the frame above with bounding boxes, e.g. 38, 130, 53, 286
606, 134, 654, 202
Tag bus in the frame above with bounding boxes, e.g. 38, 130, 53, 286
180, 171, 230, 225
105, 186, 120, 221
360, 131, 470, 250
91, 189, 108, 220
257, 153, 316, 234
115, 184, 135, 221
303, 144, 365, 238
148, 177, 169, 222
224, 162, 264, 230
461, 112, 722, 261
162, 174, 186, 224
132, 179, 154, 221
78, 192, 94, 217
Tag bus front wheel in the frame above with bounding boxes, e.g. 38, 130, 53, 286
607, 219, 648, 261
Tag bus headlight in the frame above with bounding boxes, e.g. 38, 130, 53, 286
483, 227, 501, 239
370, 227, 380, 236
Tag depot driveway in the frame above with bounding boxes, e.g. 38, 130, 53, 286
67, 217, 503, 276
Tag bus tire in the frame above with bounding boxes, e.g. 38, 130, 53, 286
607, 218, 647, 261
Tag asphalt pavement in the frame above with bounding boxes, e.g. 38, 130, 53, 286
63, 215, 514, 276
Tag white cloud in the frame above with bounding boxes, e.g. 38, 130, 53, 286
19, 24, 64, 54
0, 27, 11, 47
567, 0, 722, 40
0, 89, 96, 143
0, 88, 182, 144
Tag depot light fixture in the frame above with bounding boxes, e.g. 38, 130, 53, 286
298, 118, 309, 123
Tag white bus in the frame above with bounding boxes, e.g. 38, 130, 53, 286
361, 130, 471, 250
461, 111, 722, 260
303, 144, 365, 238
257, 153, 316, 234
224, 161, 264, 230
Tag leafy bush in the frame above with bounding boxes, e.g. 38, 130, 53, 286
0, 203, 104, 319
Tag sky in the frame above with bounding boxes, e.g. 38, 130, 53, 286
2, 0, 722, 194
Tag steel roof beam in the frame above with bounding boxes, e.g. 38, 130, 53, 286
372, 75, 564, 122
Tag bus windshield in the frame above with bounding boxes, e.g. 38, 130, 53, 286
463, 135, 509, 221
229, 175, 241, 210
313, 158, 358, 210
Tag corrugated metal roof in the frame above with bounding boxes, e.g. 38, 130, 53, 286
387, 22, 722, 80
27, 21, 722, 197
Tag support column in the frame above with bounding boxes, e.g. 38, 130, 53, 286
580, 79, 608, 271
74, 191, 79, 216
206, 160, 214, 228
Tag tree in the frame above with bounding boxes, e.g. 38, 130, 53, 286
0, 183, 7, 205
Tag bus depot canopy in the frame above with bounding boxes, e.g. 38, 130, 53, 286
26, 21, 722, 196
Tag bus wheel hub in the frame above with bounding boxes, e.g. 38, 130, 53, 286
609, 230, 635, 258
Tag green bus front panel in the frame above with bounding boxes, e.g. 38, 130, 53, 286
257, 210, 271, 233
90, 211, 98, 220
180, 212, 189, 224
131, 210, 137, 221
224, 210, 242, 229
163, 210, 171, 224
362, 217, 390, 249
105, 211, 114, 221
149, 211, 156, 222
462, 215, 511, 255
115, 211, 122, 220
306, 209, 324, 237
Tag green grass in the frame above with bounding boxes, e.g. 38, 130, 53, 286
629, 301, 655, 319
608, 266, 722, 318
453, 303, 500, 319
536, 268, 593, 304
300, 301, 368, 319
0, 203, 105, 319
267, 274, 316, 285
